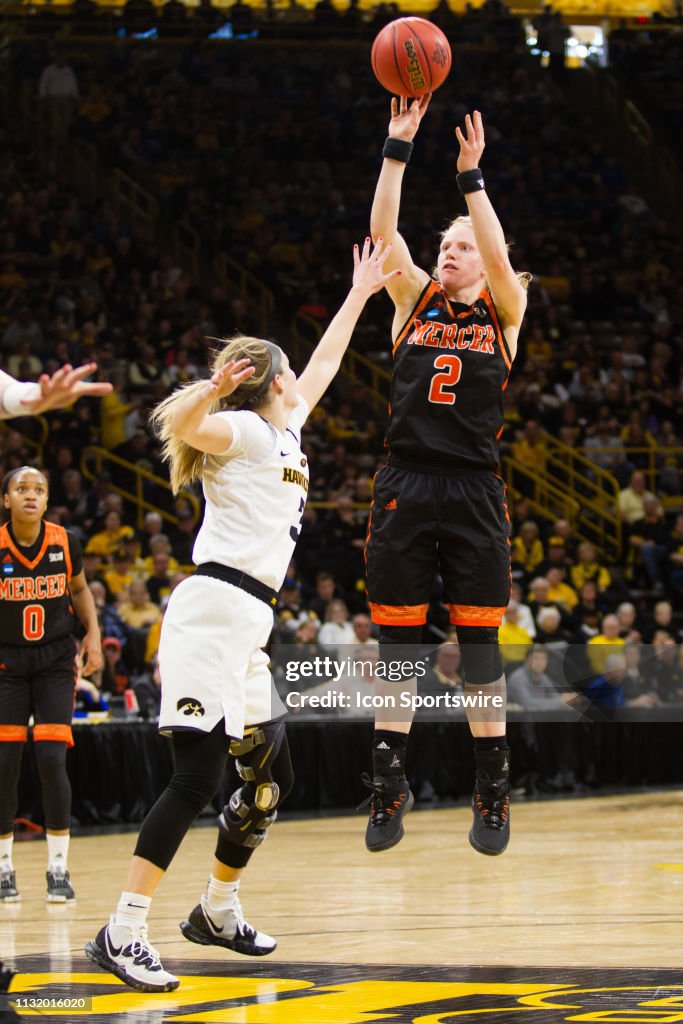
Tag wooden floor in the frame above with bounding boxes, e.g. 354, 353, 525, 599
2, 792, 683, 1021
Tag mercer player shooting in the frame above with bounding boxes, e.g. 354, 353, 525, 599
363, 100, 529, 860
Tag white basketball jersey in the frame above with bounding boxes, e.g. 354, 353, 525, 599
191, 396, 310, 590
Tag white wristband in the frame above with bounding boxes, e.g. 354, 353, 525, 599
1, 380, 40, 417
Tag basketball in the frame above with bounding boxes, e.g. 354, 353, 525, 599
371, 17, 452, 97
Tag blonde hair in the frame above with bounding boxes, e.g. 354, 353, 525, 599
150, 335, 280, 493
437, 215, 532, 290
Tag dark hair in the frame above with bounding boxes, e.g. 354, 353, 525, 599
2, 466, 48, 496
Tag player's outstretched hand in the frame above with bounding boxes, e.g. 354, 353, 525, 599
206, 358, 256, 400
352, 237, 401, 297
455, 110, 485, 172
388, 93, 431, 142
21, 363, 113, 414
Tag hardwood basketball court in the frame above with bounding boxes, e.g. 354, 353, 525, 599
2, 792, 682, 1021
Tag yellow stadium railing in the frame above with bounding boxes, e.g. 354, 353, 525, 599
291, 311, 391, 410
111, 170, 159, 240
213, 252, 274, 338
80, 446, 200, 530
503, 455, 582, 528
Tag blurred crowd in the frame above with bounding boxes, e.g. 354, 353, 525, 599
1, 35, 681, 730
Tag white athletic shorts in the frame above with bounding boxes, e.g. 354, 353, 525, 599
158, 574, 285, 739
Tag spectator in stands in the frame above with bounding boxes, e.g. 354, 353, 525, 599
622, 642, 661, 708
420, 641, 464, 699
512, 420, 548, 476
545, 566, 578, 613
536, 536, 573, 578
351, 613, 377, 647
318, 599, 356, 655
650, 633, 683, 703
509, 581, 536, 638
146, 550, 173, 606
511, 521, 544, 577
618, 470, 657, 525
499, 602, 532, 665
103, 548, 135, 598
583, 418, 628, 479
167, 508, 198, 565
101, 637, 130, 694
628, 497, 670, 591
85, 509, 135, 559
570, 542, 611, 594
643, 600, 679, 644
668, 514, 683, 598
89, 579, 129, 650
143, 535, 179, 575
142, 512, 164, 556
586, 614, 625, 675
508, 648, 567, 711
582, 653, 627, 712
308, 571, 343, 622
118, 579, 161, 631
616, 602, 641, 643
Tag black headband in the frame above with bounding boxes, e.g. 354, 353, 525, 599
238, 341, 283, 409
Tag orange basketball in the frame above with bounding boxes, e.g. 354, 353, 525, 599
371, 17, 452, 97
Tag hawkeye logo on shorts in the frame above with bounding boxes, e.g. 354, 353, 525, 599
176, 697, 205, 717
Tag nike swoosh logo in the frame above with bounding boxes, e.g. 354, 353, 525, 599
107, 938, 124, 957
204, 910, 224, 933
280, 451, 289, 457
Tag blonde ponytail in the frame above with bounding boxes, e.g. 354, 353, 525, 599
150, 335, 280, 493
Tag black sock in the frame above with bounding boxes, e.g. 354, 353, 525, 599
473, 735, 509, 752
373, 730, 408, 778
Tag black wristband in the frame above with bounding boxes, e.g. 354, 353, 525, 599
383, 137, 414, 164
457, 169, 485, 195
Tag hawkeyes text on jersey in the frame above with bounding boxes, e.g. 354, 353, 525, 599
386, 280, 513, 470
0, 521, 83, 646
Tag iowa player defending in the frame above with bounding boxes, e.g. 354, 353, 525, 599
364, 100, 529, 856
85, 240, 398, 993
0, 467, 103, 902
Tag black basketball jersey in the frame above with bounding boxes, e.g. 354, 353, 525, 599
0, 520, 83, 646
386, 280, 513, 470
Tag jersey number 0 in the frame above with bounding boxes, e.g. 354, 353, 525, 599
23, 604, 46, 641
428, 355, 462, 405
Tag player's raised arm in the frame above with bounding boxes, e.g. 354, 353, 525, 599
370, 94, 432, 316
455, 111, 527, 336
0, 365, 113, 418
296, 238, 400, 411
163, 359, 255, 454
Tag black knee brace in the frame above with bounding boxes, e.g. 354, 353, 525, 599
217, 719, 293, 855
34, 741, 71, 831
456, 626, 503, 685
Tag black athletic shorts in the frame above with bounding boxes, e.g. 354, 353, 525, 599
365, 463, 511, 628
0, 635, 78, 746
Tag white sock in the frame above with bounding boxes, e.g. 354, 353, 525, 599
0, 838, 13, 869
206, 876, 239, 914
47, 834, 69, 872
114, 891, 152, 929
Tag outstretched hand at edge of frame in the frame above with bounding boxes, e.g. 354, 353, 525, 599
351, 237, 402, 298
20, 363, 113, 414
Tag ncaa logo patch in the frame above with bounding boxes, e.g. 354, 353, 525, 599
176, 697, 205, 717
425, 308, 441, 318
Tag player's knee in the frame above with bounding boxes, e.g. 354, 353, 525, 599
378, 625, 423, 676
218, 720, 292, 851
456, 626, 503, 685
168, 763, 224, 817
34, 740, 68, 778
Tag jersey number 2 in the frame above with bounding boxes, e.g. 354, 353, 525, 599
428, 355, 462, 405
23, 604, 45, 641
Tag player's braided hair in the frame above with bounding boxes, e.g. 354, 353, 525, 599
150, 335, 283, 493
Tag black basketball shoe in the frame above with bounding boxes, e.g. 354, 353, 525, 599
469, 749, 511, 856
180, 895, 276, 956
359, 772, 414, 852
